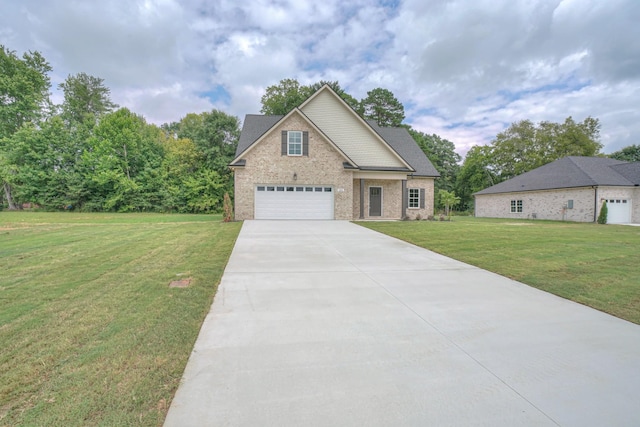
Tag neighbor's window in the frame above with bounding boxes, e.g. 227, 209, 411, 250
510, 200, 523, 213
408, 188, 420, 208
288, 131, 302, 156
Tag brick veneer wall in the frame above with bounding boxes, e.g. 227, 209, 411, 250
351, 177, 435, 220
233, 113, 354, 220
406, 178, 435, 220
475, 186, 638, 222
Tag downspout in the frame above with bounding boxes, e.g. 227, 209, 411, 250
593, 186, 597, 222
359, 179, 365, 219
401, 179, 407, 219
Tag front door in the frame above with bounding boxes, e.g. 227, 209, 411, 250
369, 187, 382, 217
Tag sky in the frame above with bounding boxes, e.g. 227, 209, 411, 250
2, 0, 639, 157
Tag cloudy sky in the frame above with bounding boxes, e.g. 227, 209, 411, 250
2, 0, 639, 156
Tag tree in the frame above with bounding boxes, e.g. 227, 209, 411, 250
597, 200, 608, 224
360, 88, 405, 127
408, 128, 460, 196
491, 117, 602, 180
0, 46, 52, 209
261, 78, 361, 115
438, 189, 460, 219
82, 108, 163, 211
455, 145, 496, 211
260, 78, 310, 115
3, 116, 76, 209
610, 144, 640, 162
59, 72, 117, 126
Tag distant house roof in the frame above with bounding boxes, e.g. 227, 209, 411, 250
474, 156, 640, 196
234, 113, 440, 177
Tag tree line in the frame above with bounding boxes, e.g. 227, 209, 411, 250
2, 45, 637, 213
1, 46, 238, 212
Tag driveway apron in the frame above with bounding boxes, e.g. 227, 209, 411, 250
165, 220, 640, 427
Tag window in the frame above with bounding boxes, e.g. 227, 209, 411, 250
257, 186, 265, 191
288, 131, 302, 156
510, 200, 523, 213
408, 188, 420, 209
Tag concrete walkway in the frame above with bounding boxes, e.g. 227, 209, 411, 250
165, 221, 640, 427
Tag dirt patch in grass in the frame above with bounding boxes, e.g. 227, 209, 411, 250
169, 278, 192, 288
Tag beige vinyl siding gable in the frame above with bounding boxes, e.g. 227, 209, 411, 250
301, 89, 406, 169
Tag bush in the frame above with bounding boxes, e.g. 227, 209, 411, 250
597, 200, 608, 224
223, 192, 233, 222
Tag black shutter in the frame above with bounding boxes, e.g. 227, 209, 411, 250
281, 131, 287, 155
303, 131, 309, 156
420, 188, 425, 209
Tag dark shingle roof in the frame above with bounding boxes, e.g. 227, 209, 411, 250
474, 156, 637, 195
367, 121, 440, 177
611, 162, 640, 185
233, 114, 440, 177
235, 114, 283, 158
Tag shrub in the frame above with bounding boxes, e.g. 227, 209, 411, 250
223, 192, 233, 222
597, 200, 608, 224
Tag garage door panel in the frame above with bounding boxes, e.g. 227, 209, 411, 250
255, 186, 334, 220
606, 199, 631, 224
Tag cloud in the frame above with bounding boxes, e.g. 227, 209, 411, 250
1, 0, 638, 155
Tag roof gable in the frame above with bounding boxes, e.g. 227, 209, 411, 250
232, 85, 439, 177
474, 156, 635, 195
231, 108, 354, 165
300, 86, 411, 169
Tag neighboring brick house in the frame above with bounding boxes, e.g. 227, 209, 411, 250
474, 156, 640, 224
229, 85, 439, 220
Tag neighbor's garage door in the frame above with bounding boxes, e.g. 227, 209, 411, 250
606, 199, 631, 224
255, 185, 334, 219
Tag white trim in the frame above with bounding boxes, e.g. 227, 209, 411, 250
287, 130, 303, 156
353, 171, 408, 180
408, 188, 420, 209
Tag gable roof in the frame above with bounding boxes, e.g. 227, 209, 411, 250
299, 86, 411, 169
235, 114, 282, 157
232, 85, 439, 177
474, 156, 639, 195
231, 108, 355, 166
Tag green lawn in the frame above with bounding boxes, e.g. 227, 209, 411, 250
359, 217, 640, 324
0, 212, 242, 426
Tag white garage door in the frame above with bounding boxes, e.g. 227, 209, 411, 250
255, 185, 334, 220
606, 199, 631, 224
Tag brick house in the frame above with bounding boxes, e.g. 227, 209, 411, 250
474, 156, 640, 224
229, 85, 439, 220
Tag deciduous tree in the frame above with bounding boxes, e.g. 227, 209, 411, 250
0, 46, 52, 209
610, 144, 640, 162
59, 72, 117, 126
360, 88, 405, 127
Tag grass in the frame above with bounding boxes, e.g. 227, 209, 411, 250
358, 217, 640, 324
0, 212, 242, 426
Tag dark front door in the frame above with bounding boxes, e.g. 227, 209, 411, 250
369, 187, 382, 216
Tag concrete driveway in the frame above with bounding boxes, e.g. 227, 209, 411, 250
165, 220, 640, 427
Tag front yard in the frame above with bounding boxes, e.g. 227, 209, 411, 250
359, 217, 640, 324
0, 212, 241, 426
